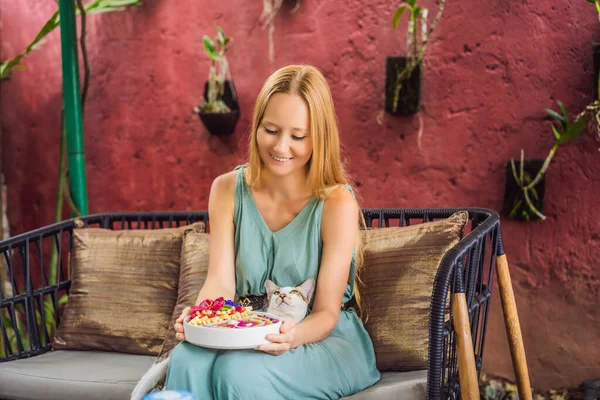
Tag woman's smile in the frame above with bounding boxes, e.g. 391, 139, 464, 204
269, 153, 293, 164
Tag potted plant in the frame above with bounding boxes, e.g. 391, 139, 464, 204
503, 158, 547, 221
504, 1, 600, 221
386, 0, 446, 115
193, 27, 240, 136
260, 0, 301, 63
503, 102, 588, 221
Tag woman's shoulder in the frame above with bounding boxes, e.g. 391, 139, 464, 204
208, 170, 242, 220
209, 170, 239, 204
321, 184, 355, 201
320, 185, 359, 240
322, 185, 358, 218
212, 170, 238, 190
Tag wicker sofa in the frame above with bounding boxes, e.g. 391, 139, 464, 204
0, 208, 501, 400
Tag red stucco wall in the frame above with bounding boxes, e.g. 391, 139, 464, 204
1, 0, 599, 390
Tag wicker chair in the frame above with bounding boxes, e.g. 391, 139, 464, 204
0, 208, 501, 400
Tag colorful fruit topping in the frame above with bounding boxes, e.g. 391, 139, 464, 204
187, 298, 280, 328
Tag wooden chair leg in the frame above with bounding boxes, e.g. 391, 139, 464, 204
496, 253, 532, 400
452, 292, 480, 400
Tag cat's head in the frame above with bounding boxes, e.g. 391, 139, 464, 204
264, 278, 315, 324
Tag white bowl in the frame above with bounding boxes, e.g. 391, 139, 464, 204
183, 311, 282, 350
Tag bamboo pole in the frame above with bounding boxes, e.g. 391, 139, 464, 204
496, 253, 532, 400
452, 292, 480, 400
58, 0, 88, 215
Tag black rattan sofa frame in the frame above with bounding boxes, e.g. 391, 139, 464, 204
0, 208, 502, 400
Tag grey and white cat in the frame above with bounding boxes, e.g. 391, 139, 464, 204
131, 278, 316, 400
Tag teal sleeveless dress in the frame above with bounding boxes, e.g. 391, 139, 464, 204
165, 166, 380, 399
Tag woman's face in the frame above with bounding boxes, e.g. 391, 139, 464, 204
257, 92, 313, 178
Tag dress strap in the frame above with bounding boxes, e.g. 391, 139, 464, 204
233, 164, 248, 227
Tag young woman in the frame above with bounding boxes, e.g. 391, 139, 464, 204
167, 65, 380, 399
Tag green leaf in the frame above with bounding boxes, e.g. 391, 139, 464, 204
587, 0, 596, 4
0, 0, 140, 80
2, 314, 14, 329
545, 108, 565, 123
203, 35, 218, 60
1, 63, 24, 80
558, 116, 588, 145
485, 385, 496, 400
407, 0, 417, 7
551, 123, 561, 140
0, 10, 59, 79
392, 6, 408, 29
414, 6, 423, 17
85, 0, 141, 14
58, 295, 69, 306
2, 313, 28, 352
557, 100, 570, 124
217, 27, 226, 46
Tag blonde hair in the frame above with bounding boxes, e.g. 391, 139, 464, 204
246, 64, 367, 316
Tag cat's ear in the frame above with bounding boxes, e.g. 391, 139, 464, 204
264, 279, 280, 300
297, 278, 316, 303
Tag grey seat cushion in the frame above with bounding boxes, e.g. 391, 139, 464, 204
343, 370, 427, 400
0, 350, 426, 400
0, 350, 155, 400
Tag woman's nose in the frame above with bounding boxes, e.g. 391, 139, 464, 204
273, 137, 289, 153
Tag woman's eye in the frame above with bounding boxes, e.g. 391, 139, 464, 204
291, 135, 306, 141
265, 127, 277, 134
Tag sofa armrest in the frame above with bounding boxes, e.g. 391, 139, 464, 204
429, 209, 500, 399
362, 208, 500, 399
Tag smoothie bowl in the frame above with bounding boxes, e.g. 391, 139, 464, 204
183, 298, 282, 349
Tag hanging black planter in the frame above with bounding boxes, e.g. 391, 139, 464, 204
385, 56, 422, 115
593, 41, 600, 100
502, 159, 546, 221
197, 80, 241, 136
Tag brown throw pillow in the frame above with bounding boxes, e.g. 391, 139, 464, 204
361, 211, 468, 371
159, 230, 210, 356
53, 222, 205, 356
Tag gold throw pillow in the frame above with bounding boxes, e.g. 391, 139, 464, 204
159, 230, 210, 355
361, 211, 468, 371
53, 222, 205, 356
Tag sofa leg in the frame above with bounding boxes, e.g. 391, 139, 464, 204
452, 293, 480, 400
496, 253, 533, 400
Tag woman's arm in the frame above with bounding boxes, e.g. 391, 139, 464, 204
260, 187, 359, 353
194, 172, 238, 303
291, 187, 358, 347
174, 171, 237, 341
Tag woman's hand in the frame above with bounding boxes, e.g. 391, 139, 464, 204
256, 319, 296, 356
174, 307, 192, 342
